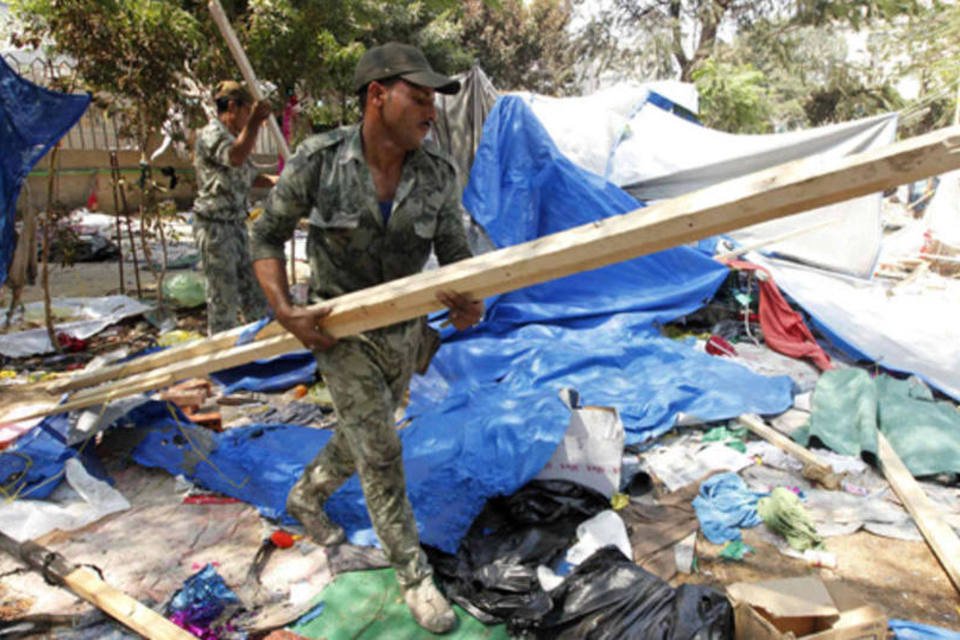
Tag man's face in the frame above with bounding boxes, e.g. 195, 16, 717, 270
374, 79, 437, 151
228, 100, 251, 134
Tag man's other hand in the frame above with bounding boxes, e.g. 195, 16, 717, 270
437, 290, 484, 331
277, 306, 337, 351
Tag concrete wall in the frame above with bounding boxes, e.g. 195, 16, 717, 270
15, 146, 278, 216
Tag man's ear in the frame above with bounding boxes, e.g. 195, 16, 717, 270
368, 81, 387, 107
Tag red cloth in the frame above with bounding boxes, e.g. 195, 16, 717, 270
278, 94, 298, 173
724, 260, 833, 371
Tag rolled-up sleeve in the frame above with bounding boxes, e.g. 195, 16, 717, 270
250, 146, 319, 261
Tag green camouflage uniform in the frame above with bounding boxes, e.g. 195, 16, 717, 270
193, 117, 268, 334
249, 124, 473, 587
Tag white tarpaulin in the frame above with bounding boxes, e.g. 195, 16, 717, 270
925, 169, 960, 248
754, 254, 960, 400
0, 295, 152, 357
518, 84, 898, 277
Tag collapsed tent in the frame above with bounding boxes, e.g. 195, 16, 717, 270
504, 79, 959, 400
518, 83, 897, 278
0, 55, 90, 286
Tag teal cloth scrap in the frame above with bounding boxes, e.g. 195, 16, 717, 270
719, 539, 754, 561
703, 425, 747, 453
794, 369, 960, 477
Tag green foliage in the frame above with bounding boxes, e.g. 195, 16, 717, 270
580, 0, 928, 132
873, 2, 960, 133
9, 0, 209, 145
460, 0, 577, 95
237, 0, 470, 128
693, 59, 773, 133
724, 21, 905, 129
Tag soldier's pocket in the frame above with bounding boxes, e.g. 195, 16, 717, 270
309, 207, 361, 250
408, 197, 440, 240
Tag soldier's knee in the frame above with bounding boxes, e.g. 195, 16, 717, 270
359, 439, 403, 474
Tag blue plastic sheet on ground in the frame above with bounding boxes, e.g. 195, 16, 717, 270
692, 472, 767, 543
234, 315, 272, 347
208, 350, 316, 394
0, 412, 107, 500
415, 96, 793, 445
0, 413, 74, 500
128, 397, 569, 554
890, 620, 960, 640
1, 56, 90, 286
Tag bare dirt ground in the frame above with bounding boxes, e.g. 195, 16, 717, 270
687, 527, 960, 630
14, 261, 158, 304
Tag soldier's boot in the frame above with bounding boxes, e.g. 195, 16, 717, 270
286, 477, 345, 546
402, 578, 456, 634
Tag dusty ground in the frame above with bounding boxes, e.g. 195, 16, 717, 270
13, 261, 158, 304
687, 525, 960, 630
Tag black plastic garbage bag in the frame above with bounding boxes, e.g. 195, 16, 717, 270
426, 480, 610, 623
509, 546, 733, 640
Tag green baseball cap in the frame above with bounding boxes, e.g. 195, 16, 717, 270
353, 42, 460, 95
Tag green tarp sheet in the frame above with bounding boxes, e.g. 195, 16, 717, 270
796, 369, 960, 477
289, 569, 511, 639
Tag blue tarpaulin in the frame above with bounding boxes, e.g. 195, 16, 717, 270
0, 411, 106, 500
0, 56, 90, 285
412, 96, 793, 445
890, 620, 960, 640
208, 350, 316, 394
127, 398, 569, 554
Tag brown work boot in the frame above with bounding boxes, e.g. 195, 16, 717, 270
403, 578, 456, 634
286, 499, 345, 546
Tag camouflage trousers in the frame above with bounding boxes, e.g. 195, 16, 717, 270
287, 319, 431, 588
193, 216, 268, 335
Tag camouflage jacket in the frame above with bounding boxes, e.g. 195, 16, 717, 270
193, 117, 257, 223
250, 124, 473, 301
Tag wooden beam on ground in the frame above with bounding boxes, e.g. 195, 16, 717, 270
10, 125, 960, 423
45, 323, 250, 394
737, 414, 840, 489
0, 531, 197, 640
877, 432, 960, 595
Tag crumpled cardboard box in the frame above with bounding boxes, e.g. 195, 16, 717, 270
726, 577, 887, 640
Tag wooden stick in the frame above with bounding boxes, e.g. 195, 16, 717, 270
0, 532, 197, 640
11, 125, 960, 422
737, 414, 840, 489
877, 432, 960, 594
737, 414, 831, 471
207, 0, 289, 160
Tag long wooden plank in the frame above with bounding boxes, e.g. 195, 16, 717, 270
2, 533, 197, 640
9, 125, 960, 422
64, 568, 199, 640
877, 433, 960, 594
208, 0, 290, 159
